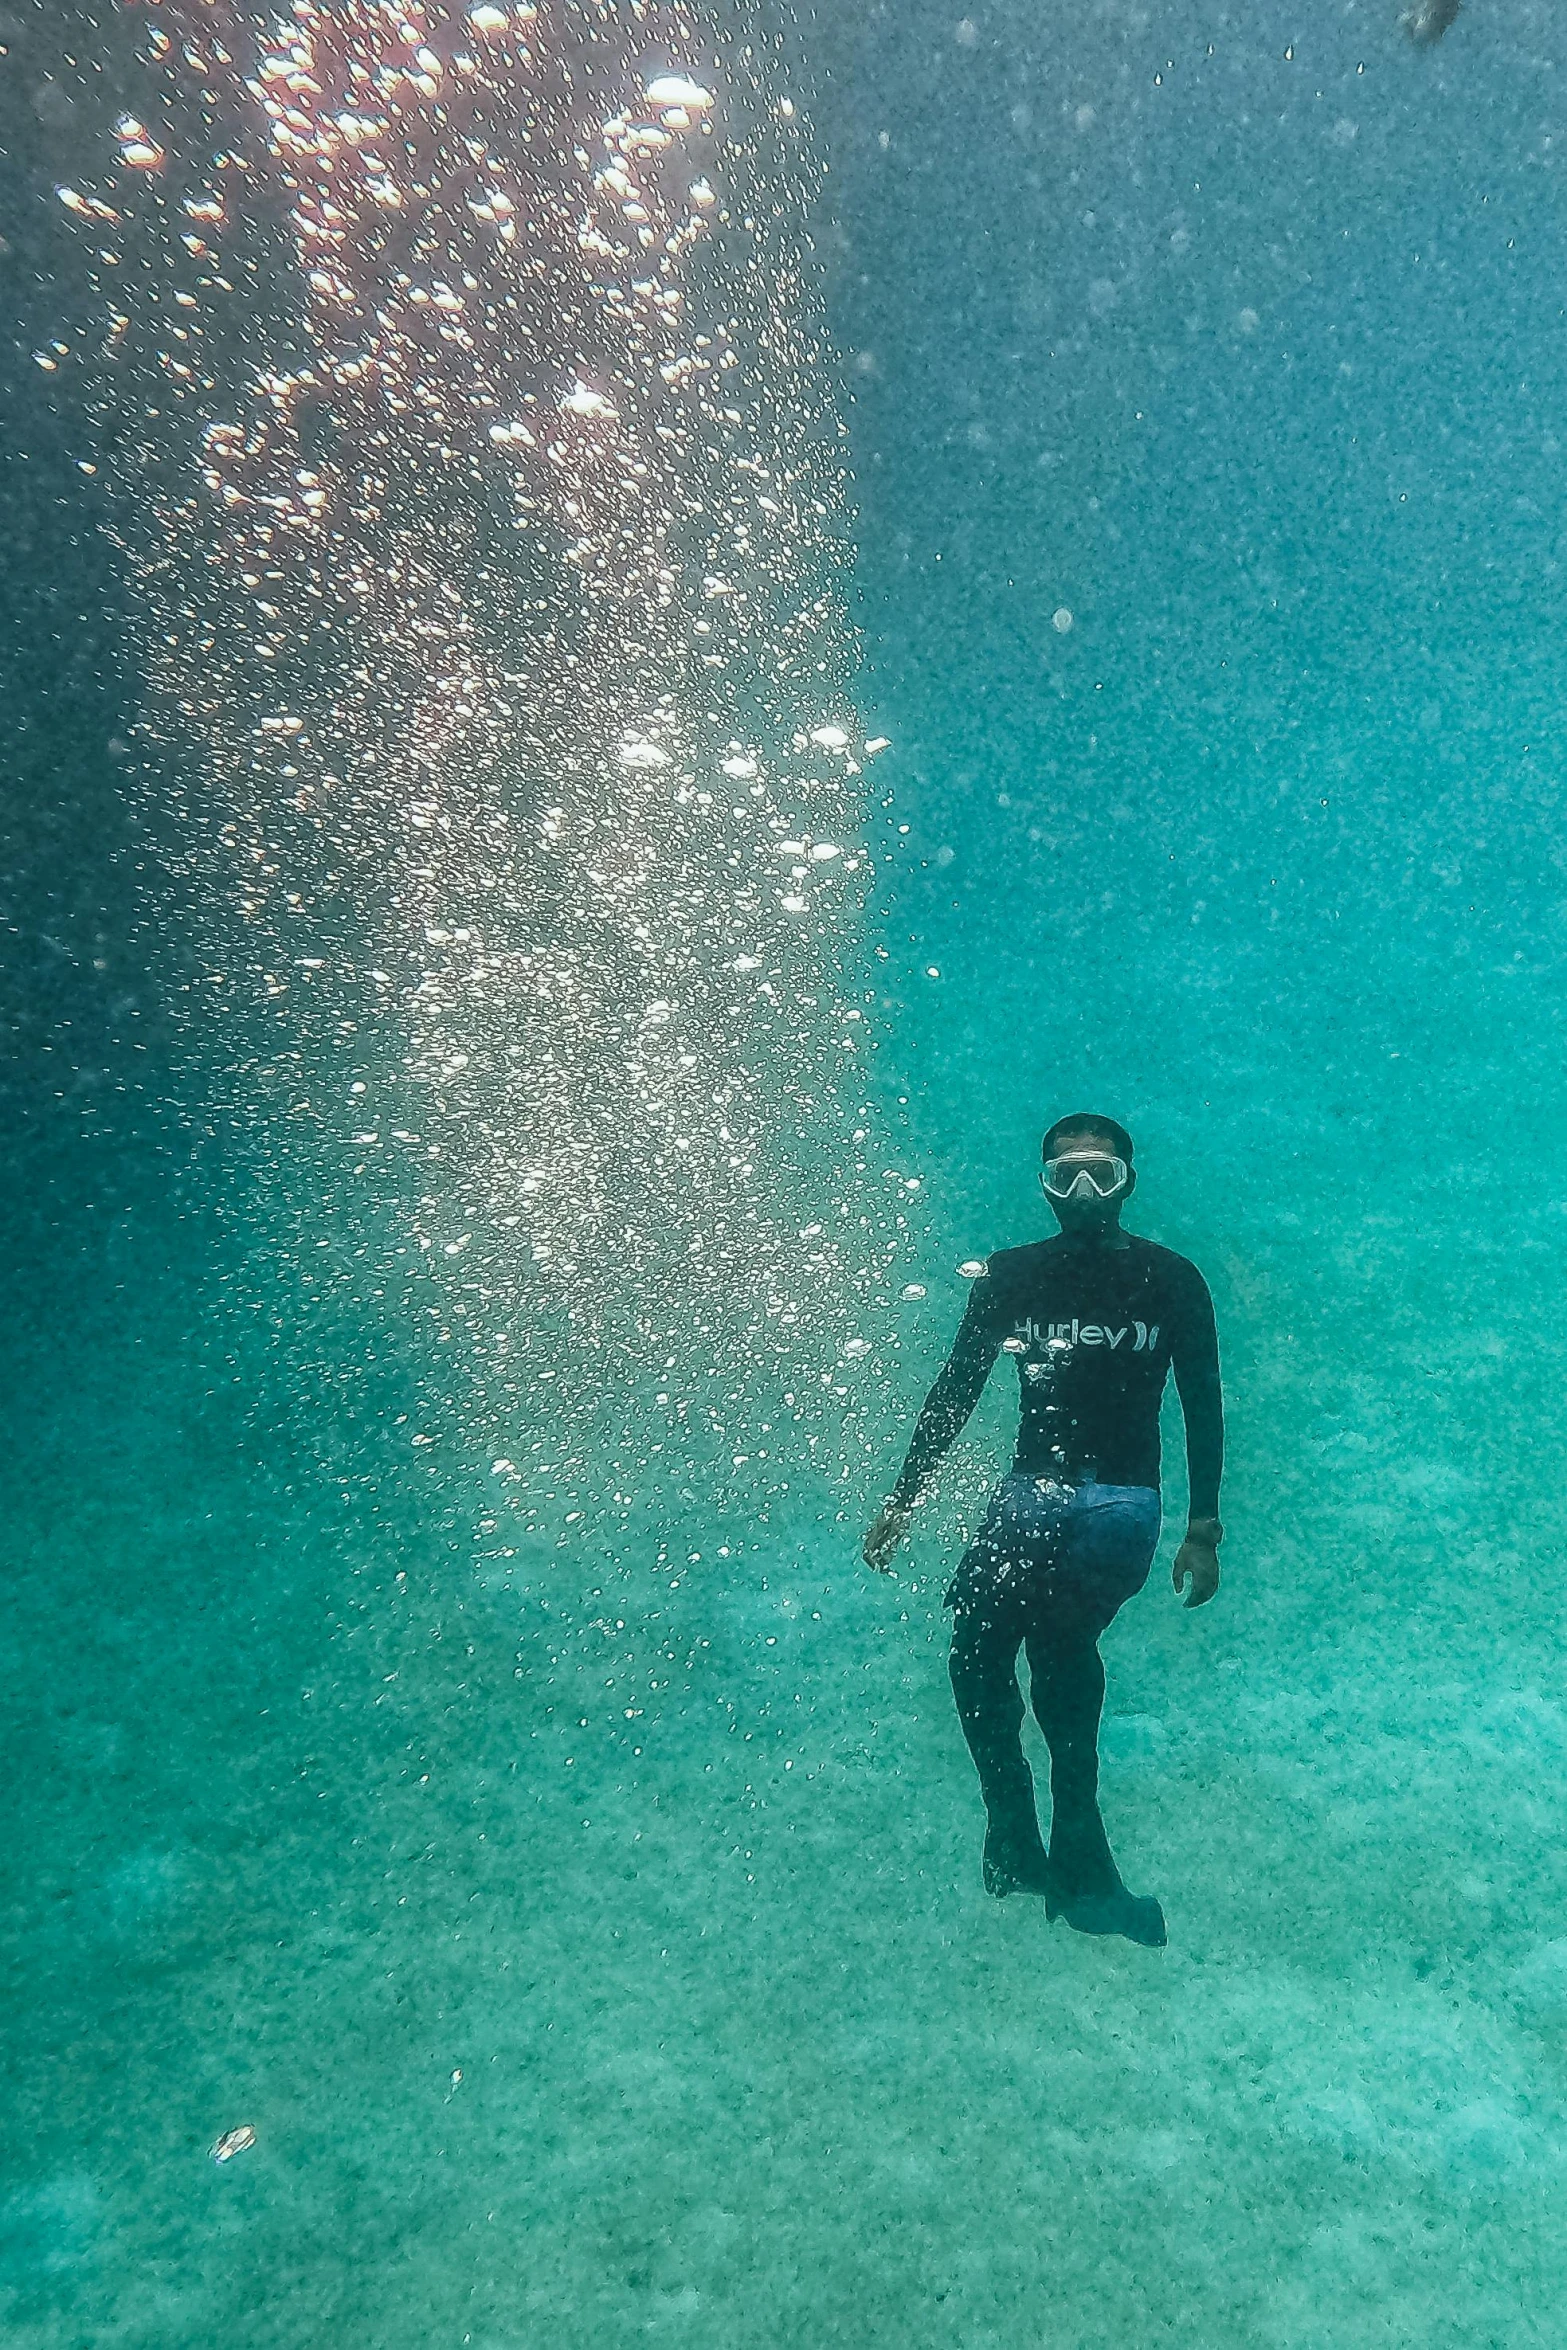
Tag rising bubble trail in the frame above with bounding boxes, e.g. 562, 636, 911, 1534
65, 0, 912, 1522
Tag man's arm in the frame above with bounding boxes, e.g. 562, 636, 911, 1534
864, 1276, 1004, 1570
1169, 1264, 1224, 1607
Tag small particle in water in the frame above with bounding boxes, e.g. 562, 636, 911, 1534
863, 736, 892, 756
958, 1259, 988, 1279
842, 1337, 871, 1358
900, 1283, 927, 1301
925, 965, 940, 978
1402, 0, 1460, 42
721, 755, 758, 779
809, 724, 850, 751
212, 2125, 255, 2163
1052, 606, 1073, 633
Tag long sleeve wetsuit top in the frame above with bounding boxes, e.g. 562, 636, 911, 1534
889, 1231, 1223, 1517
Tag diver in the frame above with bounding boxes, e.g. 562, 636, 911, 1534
863, 1115, 1224, 1948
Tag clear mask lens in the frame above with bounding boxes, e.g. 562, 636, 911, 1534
1042, 1153, 1128, 1203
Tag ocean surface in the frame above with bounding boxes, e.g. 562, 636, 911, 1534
7, 0, 1567, 2342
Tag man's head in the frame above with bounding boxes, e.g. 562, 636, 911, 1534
1040, 1112, 1136, 1235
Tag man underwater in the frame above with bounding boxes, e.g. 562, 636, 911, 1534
863, 1114, 1224, 1948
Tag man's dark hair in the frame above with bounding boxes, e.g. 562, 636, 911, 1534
1042, 1112, 1135, 1161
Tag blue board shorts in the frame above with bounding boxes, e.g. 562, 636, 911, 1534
945, 1474, 1162, 1630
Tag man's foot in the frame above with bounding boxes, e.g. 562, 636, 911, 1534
1046, 1878, 1167, 1947
981, 1826, 1052, 1899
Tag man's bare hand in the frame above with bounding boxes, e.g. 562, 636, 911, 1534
863, 1503, 911, 1573
1172, 1532, 1221, 1609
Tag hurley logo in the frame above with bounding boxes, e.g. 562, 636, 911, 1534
1013, 1318, 1161, 1353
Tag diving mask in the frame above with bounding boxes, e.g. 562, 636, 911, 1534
1041, 1152, 1129, 1204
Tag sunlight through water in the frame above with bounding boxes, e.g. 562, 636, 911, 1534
63, 0, 916, 1529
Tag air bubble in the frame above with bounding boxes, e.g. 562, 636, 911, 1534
83, 0, 902, 1514
645, 74, 714, 111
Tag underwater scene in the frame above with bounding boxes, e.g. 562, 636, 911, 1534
6, 0, 1567, 2340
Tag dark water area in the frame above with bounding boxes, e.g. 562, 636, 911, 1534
8, 0, 1567, 2342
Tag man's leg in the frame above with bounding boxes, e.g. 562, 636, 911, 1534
946, 1478, 1062, 1894
1025, 1484, 1164, 1942
949, 1602, 1047, 1891
1024, 1610, 1117, 1896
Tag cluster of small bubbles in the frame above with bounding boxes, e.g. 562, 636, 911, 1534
66, 0, 917, 1528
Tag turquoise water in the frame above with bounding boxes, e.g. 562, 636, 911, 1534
8, 0, 1567, 2342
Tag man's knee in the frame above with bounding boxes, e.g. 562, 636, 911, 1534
949, 1614, 1023, 1723
1027, 1632, 1105, 1731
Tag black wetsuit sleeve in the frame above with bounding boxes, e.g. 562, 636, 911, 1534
1170, 1263, 1224, 1522
888, 1279, 1006, 1510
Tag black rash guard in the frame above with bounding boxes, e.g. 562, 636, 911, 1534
889, 1230, 1223, 1517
